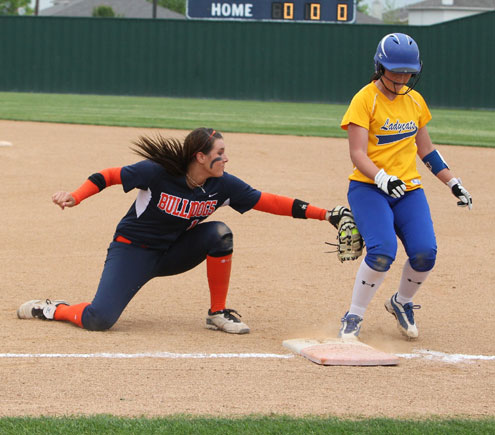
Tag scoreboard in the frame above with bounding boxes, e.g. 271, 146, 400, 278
186, 0, 356, 23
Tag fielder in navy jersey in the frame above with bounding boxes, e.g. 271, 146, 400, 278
18, 127, 359, 334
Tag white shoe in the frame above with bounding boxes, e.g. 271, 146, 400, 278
17, 299, 69, 320
385, 293, 421, 339
206, 309, 250, 334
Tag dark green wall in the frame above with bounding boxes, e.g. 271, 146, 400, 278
0, 12, 493, 109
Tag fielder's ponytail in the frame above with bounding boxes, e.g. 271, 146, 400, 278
132, 135, 187, 176
132, 127, 223, 177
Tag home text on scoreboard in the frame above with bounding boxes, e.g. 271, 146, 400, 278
186, 0, 356, 23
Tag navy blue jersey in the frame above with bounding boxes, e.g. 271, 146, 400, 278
114, 160, 261, 249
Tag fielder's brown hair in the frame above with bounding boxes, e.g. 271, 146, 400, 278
132, 128, 223, 176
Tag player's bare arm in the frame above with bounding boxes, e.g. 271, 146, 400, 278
348, 123, 379, 180
417, 126, 472, 209
416, 127, 450, 183
415, 126, 435, 159
52, 167, 124, 211
348, 123, 406, 198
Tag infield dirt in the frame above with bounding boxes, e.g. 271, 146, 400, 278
0, 120, 493, 417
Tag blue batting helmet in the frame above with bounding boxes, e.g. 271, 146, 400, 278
374, 33, 422, 74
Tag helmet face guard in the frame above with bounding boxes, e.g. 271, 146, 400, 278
374, 33, 423, 95
376, 64, 423, 95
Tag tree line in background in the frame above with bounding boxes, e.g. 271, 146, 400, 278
0, 0, 31, 14
156, 0, 185, 15
91, 0, 185, 17
0, 0, 186, 15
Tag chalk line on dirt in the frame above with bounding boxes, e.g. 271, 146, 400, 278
397, 349, 495, 363
0, 352, 294, 359
0, 350, 493, 363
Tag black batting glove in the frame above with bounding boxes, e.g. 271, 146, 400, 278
374, 169, 406, 199
447, 178, 472, 210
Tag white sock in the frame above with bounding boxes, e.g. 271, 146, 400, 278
348, 259, 387, 318
396, 260, 431, 305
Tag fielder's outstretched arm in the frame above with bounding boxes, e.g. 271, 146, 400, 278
252, 192, 355, 225
252, 192, 328, 220
252, 193, 363, 262
52, 167, 122, 209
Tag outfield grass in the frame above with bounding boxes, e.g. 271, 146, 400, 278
0, 416, 494, 434
0, 92, 494, 148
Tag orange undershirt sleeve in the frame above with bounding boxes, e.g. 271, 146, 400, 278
71, 179, 100, 205
71, 167, 122, 205
252, 192, 293, 216
253, 192, 327, 220
100, 167, 122, 186
305, 204, 328, 220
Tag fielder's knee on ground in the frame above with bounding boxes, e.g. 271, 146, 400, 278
82, 305, 119, 331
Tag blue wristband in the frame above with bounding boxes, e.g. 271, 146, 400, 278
422, 150, 449, 175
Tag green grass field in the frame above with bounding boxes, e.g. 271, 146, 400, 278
1, 91, 493, 432
0, 92, 494, 148
1, 415, 494, 434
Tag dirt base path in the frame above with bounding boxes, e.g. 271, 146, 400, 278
0, 120, 493, 417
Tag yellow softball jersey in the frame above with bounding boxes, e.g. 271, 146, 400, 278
341, 81, 432, 190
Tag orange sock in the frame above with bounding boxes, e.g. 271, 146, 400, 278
54, 302, 90, 328
207, 254, 232, 313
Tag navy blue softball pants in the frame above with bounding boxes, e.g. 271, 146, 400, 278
81, 221, 233, 331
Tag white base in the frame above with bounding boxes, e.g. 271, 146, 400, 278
283, 338, 399, 366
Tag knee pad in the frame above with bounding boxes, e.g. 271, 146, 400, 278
365, 253, 394, 272
208, 222, 233, 257
409, 249, 436, 272
82, 306, 117, 331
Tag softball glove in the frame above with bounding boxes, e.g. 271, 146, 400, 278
326, 206, 364, 263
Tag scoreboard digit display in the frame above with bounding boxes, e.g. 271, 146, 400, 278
186, 0, 356, 23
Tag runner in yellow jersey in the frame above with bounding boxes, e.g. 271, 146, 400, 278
338, 33, 472, 341
344, 80, 431, 190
